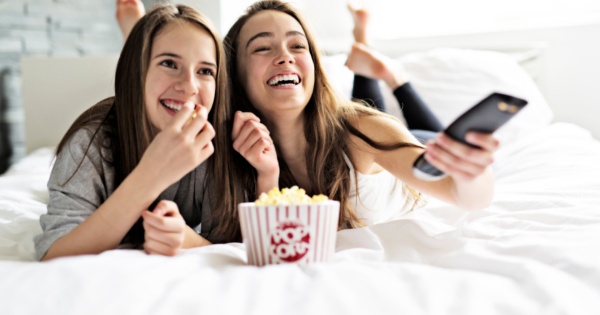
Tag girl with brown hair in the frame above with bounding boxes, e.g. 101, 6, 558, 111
34, 3, 233, 260
218, 0, 499, 239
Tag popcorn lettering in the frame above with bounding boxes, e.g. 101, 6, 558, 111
270, 221, 310, 262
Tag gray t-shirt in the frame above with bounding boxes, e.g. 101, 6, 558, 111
33, 127, 215, 260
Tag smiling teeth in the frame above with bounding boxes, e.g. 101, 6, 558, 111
162, 101, 183, 111
268, 74, 300, 86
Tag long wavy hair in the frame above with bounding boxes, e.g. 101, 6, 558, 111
217, 0, 422, 239
55, 4, 231, 232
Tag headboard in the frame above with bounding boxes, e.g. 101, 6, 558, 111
21, 55, 119, 153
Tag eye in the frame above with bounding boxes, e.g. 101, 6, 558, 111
292, 44, 307, 50
198, 68, 215, 77
253, 46, 270, 53
159, 59, 177, 69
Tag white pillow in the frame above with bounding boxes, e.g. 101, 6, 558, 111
322, 48, 554, 143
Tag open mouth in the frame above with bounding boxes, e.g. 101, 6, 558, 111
161, 100, 198, 114
267, 74, 301, 87
160, 100, 184, 112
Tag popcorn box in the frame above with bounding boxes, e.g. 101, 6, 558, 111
238, 201, 340, 266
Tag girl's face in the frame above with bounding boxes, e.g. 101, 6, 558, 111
145, 21, 217, 131
236, 10, 315, 117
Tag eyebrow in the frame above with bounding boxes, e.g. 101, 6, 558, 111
245, 30, 306, 49
154, 52, 217, 68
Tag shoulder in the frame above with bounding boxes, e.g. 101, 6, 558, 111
53, 125, 115, 178
60, 127, 104, 158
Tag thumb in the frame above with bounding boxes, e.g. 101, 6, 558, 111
154, 200, 179, 217
153, 200, 170, 216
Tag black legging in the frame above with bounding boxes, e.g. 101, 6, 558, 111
352, 75, 443, 143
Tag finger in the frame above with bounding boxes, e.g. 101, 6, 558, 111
153, 200, 179, 217
465, 132, 500, 152
143, 218, 185, 250
234, 130, 272, 156
194, 122, 216, 146
424, 148, 480, 182
436, 134, 494, 167
182, 105, 208, 134
232, 111, 261, 140
425, 141, 487, 177
244, 138, 273, 164
169, 102, 195, 129
143, 224, 184, 248
197, 141, 214, 163
144, 238, 179, 256
142, 210, 184, 233
232, 120, 270, 152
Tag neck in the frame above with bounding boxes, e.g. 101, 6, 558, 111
262, 109, 313, 191
266, 110, 306, 163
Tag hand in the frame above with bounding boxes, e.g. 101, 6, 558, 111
142, 200, 186, 256
137, 104, 215, 190
424, 132, 499, 182
231, 111, 279, 177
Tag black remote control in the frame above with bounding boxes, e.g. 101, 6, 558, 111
412, 92, 528, 181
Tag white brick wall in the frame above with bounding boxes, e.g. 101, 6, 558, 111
0, 0, 126, 172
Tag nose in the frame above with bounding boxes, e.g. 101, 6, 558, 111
175, 70, 199, 95
275, 48, 295, 65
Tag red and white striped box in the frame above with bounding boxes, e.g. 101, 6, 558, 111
238, 201, 340, 266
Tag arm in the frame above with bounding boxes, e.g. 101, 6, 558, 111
41, 165, 163, 260
347, 114, 496, 210
40, 105, 215, 261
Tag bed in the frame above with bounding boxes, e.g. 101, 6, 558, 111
1, 47, 600, 315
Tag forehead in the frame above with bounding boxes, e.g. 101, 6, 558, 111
153, 21, 215, 51
239, 10, 305, 42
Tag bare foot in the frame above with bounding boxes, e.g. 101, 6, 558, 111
345, 43, 409, 89
347, 3, 369, 45
116, 0, 145, 41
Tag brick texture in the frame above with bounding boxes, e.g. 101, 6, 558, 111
0, 0, 126, 173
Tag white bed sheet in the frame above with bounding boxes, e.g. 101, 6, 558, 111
1, 121, 600, 315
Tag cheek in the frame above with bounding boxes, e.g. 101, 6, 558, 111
202, 81, 217, 111
143, 81, 154, 109
301, 58, 315, 79
301, 60, 316, 92
144, 73, 162, 100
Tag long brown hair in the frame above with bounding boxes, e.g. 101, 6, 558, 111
55, 4, 231, 223
219, 0, 422, 238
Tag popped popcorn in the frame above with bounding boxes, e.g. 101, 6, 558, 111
255, 186, 329, 206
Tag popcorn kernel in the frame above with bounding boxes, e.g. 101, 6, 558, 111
254, 186, 329, 206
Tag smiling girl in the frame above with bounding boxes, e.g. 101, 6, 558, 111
219, 0, 499, 236
34, 4, 232, 260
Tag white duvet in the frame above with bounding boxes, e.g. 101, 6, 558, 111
1, 122, 600, 315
